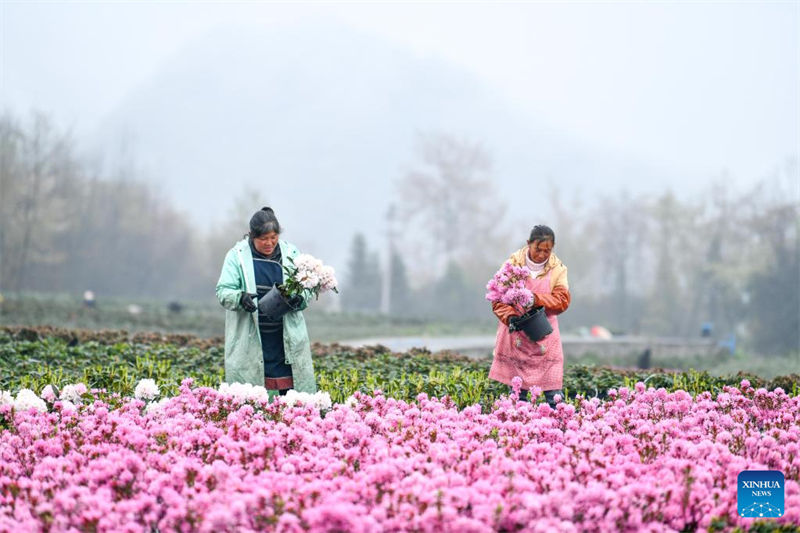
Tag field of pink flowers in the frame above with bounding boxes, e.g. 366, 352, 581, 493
1, 378, 798, 532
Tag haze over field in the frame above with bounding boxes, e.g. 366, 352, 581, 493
1, 2, 797, 353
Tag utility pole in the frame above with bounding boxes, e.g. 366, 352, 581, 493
380, 204, 397, 315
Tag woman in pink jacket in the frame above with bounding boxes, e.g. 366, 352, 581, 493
489, 225, 571, 408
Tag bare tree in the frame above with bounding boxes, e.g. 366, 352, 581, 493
0, 115, 23, 292
396, 133, 506, 278
0, 111, 208, 299
742, 160, 800, 353
642, 191, 702, 336
585, 190, 648, 334
0, 113, 80, 292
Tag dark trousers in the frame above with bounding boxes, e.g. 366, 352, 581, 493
517, 388, 564, 408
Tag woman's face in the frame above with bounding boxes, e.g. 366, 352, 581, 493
528, 239, 553, 264
253, 231, 279, 256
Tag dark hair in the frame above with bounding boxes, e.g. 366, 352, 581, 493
528, 225, 555, 245
249, 207, 281, 238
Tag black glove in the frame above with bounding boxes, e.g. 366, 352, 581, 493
287, 294, 304, 310
239, 292, 258, 313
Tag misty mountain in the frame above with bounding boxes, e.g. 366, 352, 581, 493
91, 20, 672, 272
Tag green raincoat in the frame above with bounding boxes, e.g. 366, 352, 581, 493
215, 238, 317, 393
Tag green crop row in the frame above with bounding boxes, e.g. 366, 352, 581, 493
1, 332, 798, 409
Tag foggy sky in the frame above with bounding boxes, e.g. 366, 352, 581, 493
3, 2, 797, 187
0, 2, 798, 352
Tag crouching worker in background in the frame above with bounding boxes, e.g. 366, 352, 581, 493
215, 207, 316, 396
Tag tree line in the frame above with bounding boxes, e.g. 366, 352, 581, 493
341, 134, 798, 355
0, 112, 230, 300
1, 112, 797, 354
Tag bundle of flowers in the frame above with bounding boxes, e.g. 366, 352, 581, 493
485, 262, 534, 312
280, 253, 339, 301
0, 379, 798, 531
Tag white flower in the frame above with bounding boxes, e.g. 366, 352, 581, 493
293, 254, 315, 270
59, 400, 77, 412
315, 391, 332, 410
0, 390, 14, 407
14, 389, 47, 412
319, 265, 338, 291
298, 271, 320, 289
134, 379, 160, 401
218, 382, 269, 403
282, 390, 332, 410
144, 397, 169, 415
40, 385, 57, 403
281, 389, 303, 407
290, 254, 337, 294
343, 395, 358, 409
297, 255, 322, 271
59, 383, 88, 403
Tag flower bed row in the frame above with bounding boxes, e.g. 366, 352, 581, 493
1, 378, 798, 532
3, 332, 799, 410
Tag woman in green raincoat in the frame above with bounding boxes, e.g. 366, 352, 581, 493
215, 207, 316, 395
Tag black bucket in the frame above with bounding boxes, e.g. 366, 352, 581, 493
257, 284, 298, 321
509, 306, 552, 342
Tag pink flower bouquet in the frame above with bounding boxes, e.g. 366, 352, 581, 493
485, 262, 534, 313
